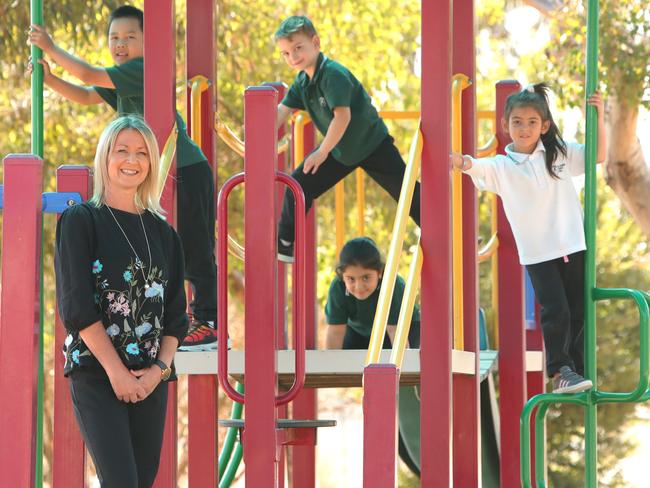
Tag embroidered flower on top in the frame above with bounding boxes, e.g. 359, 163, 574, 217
106, 324, 120, 337
108, 292, 131, 316
123, 270, 133, 282
125, 343, 140, 356
135, 322, 153, 338
92, 259, 103, 274
145, 282, 164, 299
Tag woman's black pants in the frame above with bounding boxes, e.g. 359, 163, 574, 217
68, 368, 169, 488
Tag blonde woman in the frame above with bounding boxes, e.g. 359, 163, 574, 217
55, 115, 188, 487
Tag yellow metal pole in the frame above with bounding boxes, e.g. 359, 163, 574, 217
389, 242, 423, 368
356, 169, 365, 236
189, 75, 209, 147
451, 73, 471, 350
335, 181, 345, 254
366, 126, 422, 365
491, 193, 499, 348
293, 114, 305, 166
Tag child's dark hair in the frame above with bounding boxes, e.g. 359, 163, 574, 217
274, 16, 318, 42
504, 83, 567, 178
335, 237, 384, 278
108, 5, 144, 34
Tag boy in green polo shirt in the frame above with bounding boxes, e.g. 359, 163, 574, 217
274, 16, 421, 262
28, 6, 218, 350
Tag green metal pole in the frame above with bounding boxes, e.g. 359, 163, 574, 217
584, 0, 599, 485
30, 2, 44, 488
218, 382, 244, 479
31, 0, 44, 157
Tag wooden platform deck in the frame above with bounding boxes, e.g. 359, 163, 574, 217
175, 349, 544, 388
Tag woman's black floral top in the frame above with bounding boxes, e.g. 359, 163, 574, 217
55, 202, 188, 377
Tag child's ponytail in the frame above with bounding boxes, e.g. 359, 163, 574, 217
505, 83, 567, 178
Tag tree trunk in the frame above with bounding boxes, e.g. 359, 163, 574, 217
603, 95, 650, 239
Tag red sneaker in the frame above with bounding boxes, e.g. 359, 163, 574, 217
179, 320, 218, 351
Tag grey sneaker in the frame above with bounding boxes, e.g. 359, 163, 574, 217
553, 366, 593, 394
277, 238, 294, 263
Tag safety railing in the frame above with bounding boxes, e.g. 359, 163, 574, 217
521, 288, 649, 486
451, 74, 472, 350
215, 114, 290, 158
217, 171, 307, 406
365, 123, 422, 365
157, 122, 178, 194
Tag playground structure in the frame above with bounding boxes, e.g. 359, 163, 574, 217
1, 0, 650, 487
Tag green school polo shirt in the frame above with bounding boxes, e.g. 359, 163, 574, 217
282, 53, 388, 166
325, 275, 420, 338
94, 58, 205, 168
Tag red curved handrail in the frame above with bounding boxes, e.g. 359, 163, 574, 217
217, 173, 246, 403
216, 171, 306, 406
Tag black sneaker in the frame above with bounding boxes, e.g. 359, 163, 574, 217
278, 238, 294, 263
179, 320, 218, 351
552, 366, 593, 394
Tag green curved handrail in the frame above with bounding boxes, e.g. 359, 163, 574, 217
218, 382, 244, 486
521, 287, 650, 486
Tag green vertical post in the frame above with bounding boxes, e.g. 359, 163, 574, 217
583, 0, 599, 486
31, 0, 44, 157
30, 2, 44, 488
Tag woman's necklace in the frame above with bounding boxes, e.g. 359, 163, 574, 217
105, 205, 153, 289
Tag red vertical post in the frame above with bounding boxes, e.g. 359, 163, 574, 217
186, 1, 218, 486
53, 166, 92, 488
362, 365, 399, 487
244, 86, 279, 487
494, 80, 526, 488
290, 121, 317, 488
265, 81, 288, 487
0, 154, 43, 488
144, 2, 178, 486
421, 0, 453, 485
452, 0, 481, 484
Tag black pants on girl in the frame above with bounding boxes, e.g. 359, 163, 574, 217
177, 161, 217, 323
525, 250, 585, 377
68, 368, 168, 488
278, 135, 421, 243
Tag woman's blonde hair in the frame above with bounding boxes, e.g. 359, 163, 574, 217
90, 115, 165, 217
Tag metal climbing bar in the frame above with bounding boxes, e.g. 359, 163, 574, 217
365, 123, 422, 366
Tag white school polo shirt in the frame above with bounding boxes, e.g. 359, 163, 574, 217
466, 140, 587, 265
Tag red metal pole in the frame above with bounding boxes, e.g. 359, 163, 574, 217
290, 122, 317, 488
421, 0, 453, 485
265, 81, 288, 487
186, 1, 218, 486
244, 86, 279, 487
452, 0, 481, 483
362, 364, 399, 487
494, 80, 526, 488
144, 2, 178, 486
0, 154, 43, 488
53, 165, 92, 488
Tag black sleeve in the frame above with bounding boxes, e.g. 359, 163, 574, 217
55, 204, 102, 332
163, 225, 189, 344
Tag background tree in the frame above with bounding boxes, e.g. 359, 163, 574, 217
533, 0, 650, 238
